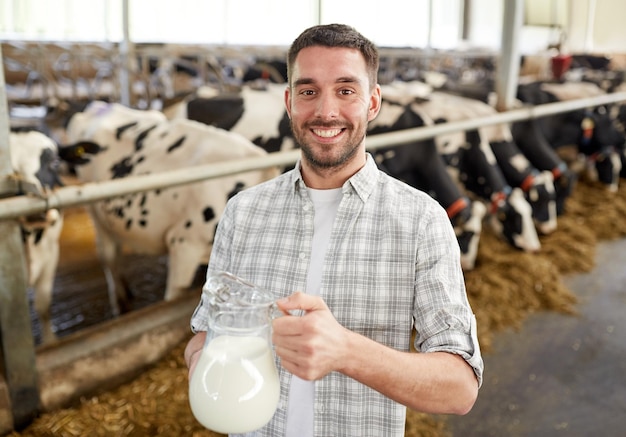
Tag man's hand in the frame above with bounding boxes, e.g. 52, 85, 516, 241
272, 291, 349, 380
273, 293, 480, 415
184, 331, 207, 379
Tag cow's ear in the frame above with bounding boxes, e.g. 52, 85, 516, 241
58, 141, 103, 164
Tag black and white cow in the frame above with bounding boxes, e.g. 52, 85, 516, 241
59, 101, 279, 316
419, 90, 558, 235
406, 99, 541, 253
368, 98, 487, 270
166, 83, 295, 155
515, 81, 625, 192
169, 83, 488, 269
171, 82, 543, 264
378, 83, 542, 252
9, 130, 64, 343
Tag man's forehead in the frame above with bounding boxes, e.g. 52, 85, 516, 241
295, 45, 364, 62
292, 46, 368, 82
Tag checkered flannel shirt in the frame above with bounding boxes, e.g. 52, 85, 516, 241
191, 153, 483, 437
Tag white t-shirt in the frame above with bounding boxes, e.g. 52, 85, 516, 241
285, 187, 343, 437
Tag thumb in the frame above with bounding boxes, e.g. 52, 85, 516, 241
276, 291, 327, 314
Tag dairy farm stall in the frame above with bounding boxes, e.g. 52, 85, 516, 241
8, 173, 626, 437
3, 24, 626, 437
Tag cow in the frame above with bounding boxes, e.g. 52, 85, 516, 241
167, 83, 295, 155
378, 83, 542, 252
9, 130, 64, 344
509, 116, 577, 215
368, 99, 487, 270
171, 82, 542, 264
406, 103, 541, 253
420, 90, 558, 235
515, 81, 625, 192
169, 83, 487, 269
59, 101, 279, 316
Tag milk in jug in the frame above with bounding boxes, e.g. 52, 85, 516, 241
189, 272, 280, 433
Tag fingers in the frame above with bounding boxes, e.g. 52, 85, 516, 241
272, 293, 344, 380
188, 349, 202, 379
276, 291, 328, 314
184, 332, 207, 378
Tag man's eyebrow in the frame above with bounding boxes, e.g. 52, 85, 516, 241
336, 76, 360, 84
293, 78, 314, 87
293, 76, 361, 87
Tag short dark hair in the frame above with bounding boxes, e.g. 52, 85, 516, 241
286, 23, 379, 89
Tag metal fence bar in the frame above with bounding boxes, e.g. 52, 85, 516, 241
0, 42, 40, 431
1, 90, 626, 221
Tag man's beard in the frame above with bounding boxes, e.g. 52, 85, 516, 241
291, 119, 366, 170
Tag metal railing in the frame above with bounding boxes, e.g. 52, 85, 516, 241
1, 90, 626, 221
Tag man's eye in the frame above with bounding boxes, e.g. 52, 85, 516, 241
340, 89, 354, 95
300, 89, 315, 96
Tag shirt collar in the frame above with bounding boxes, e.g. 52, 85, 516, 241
290, 153, 379, 202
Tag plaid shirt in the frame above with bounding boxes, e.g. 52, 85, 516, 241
191, 154, 483, 437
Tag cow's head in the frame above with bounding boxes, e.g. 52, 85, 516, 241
10, 130, 64, 195
10, 131, 64, 237
489, 188, 541, 253
520, 170, 557, 234
577, 107, 625, 191
585, 146, 623, 192
550, 163, 578, 215
449, 198, 486, 271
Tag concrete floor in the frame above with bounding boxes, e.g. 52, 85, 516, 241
445, 238, 626, 437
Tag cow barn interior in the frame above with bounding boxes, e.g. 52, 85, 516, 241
1, 0, 626, 436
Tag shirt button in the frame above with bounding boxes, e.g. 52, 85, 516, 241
303, 204, 310, 211
299, 252, 306, 259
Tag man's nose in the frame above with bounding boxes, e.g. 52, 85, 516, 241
314, 93, 339, 119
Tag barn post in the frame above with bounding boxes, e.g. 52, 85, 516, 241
584, 0, 597, 52
0, 45, 40, 431
495, 0, 523, 111
119, 0, 133, 106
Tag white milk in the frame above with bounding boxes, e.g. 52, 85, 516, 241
189, 334, 280, 433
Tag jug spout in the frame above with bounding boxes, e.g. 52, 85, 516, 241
204, 271, 276, 305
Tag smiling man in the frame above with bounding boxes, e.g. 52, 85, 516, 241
286, 43, 379, 188
185, 23, 483, 437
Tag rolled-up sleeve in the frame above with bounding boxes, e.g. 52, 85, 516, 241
412, 204, 484, 387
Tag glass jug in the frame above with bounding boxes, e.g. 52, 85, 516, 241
189, 271, 280, 434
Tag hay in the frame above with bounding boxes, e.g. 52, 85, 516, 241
10, 340, 219, 437
10, 178, 626, 437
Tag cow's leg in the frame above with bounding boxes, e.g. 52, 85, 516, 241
33, 269, 56, 344
164, 242, 206, 301
92, 223, 130, 316
30, 212, 64, 343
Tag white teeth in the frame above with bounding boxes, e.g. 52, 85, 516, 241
313, 129, 341, 138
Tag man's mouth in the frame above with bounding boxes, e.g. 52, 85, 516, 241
312, 128, 343, 138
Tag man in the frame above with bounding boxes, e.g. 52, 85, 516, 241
185, 23, 483, 436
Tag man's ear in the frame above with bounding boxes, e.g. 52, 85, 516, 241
284, 86, 292, 119
368, 84, 382, 121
